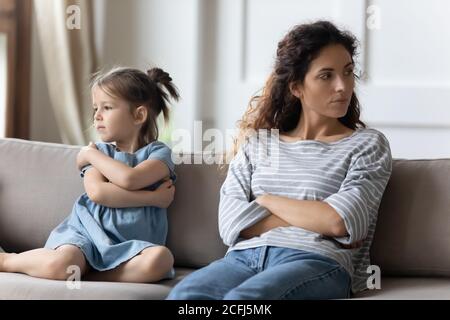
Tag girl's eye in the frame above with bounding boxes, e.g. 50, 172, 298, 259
93, 108, 98, 112
104, 106, 112, 110
345, 69, 354, 76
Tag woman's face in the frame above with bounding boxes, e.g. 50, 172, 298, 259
292, 44, 355, 119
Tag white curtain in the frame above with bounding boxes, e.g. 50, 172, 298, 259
0, 33, 6, 138
34, 0, 96, 145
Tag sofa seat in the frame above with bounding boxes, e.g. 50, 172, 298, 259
0, 268, 194, 300
3, 265, 450, 299
353, 277, 450, 300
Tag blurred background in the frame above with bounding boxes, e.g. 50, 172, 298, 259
1, 0, 449, 158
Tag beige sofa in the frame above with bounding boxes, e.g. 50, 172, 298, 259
1, 138, 449, 299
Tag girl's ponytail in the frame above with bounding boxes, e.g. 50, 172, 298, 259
147, 68, 179, 99
147, 68, 179, 124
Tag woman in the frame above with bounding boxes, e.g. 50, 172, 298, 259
168, 20, 392, 299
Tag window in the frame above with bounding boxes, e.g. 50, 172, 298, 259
0, 32, 6, 137
0, 0, 31, 139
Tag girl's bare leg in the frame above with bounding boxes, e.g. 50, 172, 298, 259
84, 246, 173, 283
0, 245, 89, 280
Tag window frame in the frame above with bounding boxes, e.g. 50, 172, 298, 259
0, 0, 31, 139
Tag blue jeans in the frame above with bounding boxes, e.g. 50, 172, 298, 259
167, 246, 351, 300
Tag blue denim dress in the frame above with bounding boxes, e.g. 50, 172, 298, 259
45, 141, 176, 275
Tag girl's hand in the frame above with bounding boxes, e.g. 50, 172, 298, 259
153, 179, 175, 209
77, 142, 98, 171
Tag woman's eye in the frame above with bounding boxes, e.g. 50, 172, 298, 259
319, 73, 331, 80
345, 69, 354, 76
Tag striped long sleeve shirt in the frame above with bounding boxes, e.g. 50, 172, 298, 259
218, 128, 392, 293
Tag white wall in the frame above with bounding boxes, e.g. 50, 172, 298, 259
207, 0, 450, 159
95, 0, 202, 148
359, 0, 450, 159
30, 0, 450, 158
31, 0, 202, 146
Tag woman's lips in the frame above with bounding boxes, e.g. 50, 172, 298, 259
331, 99, 349, 104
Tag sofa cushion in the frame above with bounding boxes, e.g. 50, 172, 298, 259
353, 277, 450, 300
371, 159, 450, 277
166, 155, 228, 268
0, 267, 194, 299
0, 139, 84, 253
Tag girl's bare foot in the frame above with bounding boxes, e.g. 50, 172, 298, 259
0, 253, 7, 272
0, 252, 16, 272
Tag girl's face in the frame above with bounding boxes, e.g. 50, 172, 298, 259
292, 44, 355, 119
92, 86, 139, 143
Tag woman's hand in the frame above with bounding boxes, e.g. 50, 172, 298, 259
152, 179, 175, 209
77, 142, 98, 171
255, 194, 270, 207
240, 214, 290, 239
341, 240, 364, 249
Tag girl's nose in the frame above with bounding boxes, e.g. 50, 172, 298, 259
94, 110, 102, 120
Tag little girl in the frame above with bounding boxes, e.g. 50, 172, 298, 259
0, 67, 179, 283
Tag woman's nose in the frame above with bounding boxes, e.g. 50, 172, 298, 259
334, 76, 347, 92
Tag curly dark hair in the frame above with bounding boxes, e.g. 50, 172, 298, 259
232, 20, 366, 156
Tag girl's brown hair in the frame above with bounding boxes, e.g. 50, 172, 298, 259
232, 20, 366, 157
91, 67, 179, 148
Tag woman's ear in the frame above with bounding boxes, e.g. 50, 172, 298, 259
289, 82, 303, 99
134, 106, 148, 125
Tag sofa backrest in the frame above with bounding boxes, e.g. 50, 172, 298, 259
165, 156, 228, 267
0, 139, 84, 253
370, 158, 450, 276
1, 138, 449, 276
0, 138, 228, 268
